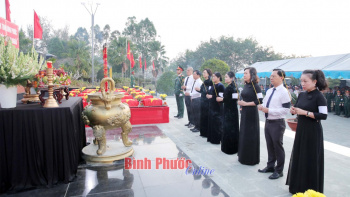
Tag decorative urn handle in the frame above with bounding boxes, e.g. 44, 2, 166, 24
99, 77, 116, 110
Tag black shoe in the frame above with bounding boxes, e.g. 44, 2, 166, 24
185, 123, 190, 126
269, 171, 283, 179
174, 115, 179, 118
258, 167, 275, 173
192, 129, 199, 132
177, 116, 183, 119
190, 128, 198, 131
188, 123, 195, 128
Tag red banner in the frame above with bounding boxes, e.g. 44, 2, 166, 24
0, 17, 19, 48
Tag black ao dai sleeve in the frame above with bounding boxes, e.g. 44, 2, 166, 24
313, 93, 328, 120
253, 84, 263, 105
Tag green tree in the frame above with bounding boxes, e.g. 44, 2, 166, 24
53, 25, 70, 41
156, 71, 177, 95
47, 37, 67, 58
18, 28, 32, 54
103, 24, 111, 44
200, 58, 230, 76
149, 40, 168, 71
74, 27, 89, 44
171, 36, 285, 73
123, 17, 165, 74
66, 39, 91, 74
327, 78, 341, 88
108, 36, 129, 75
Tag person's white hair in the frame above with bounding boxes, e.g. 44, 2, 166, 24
187, 67, 193, 72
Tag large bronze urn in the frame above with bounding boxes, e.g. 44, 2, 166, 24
82, 78, 132, 156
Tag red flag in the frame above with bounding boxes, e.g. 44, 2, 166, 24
144, 58, 147, 70
34, 11, 42, 39
127, 42, 131, 61
131, 53, 135, 68
152, 61, 155, 70
5, 0, 11, 22
139, 56, 142, 69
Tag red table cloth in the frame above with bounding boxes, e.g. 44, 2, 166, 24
129, 106, 169, 125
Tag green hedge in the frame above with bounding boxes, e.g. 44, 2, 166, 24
200, 58, 230, 76
156, 71, 177, 95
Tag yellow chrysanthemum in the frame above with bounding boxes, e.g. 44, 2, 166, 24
304, 190, 325, 197
292, 193, 304, 197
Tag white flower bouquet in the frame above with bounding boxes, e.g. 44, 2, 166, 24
0, 36, 45, 87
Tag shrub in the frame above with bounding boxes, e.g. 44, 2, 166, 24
200, 58, 230, 77
156, 71, 177, 95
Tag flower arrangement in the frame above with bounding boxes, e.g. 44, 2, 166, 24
131, 91, 137, 97
160, 94, 167, 100
123, 86, 129, 91
139, 87, 143, 91
149, 90, 156, 95
0, 37, 45, 87
135, 95, 143, 102
134, 86, 140, 89
144, 89, 149, 93
33, 67, 71, 88
292, 189, 325, 197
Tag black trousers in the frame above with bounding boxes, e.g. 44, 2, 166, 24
265, 119, 286, 173
185, 96, 193, 123
191, 97, 201, 129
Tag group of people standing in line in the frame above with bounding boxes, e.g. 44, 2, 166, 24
174, 66, 328, 194
324, 87, 350, 117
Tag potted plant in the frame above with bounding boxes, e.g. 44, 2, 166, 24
287, 116, 298, 132
149, 90, 156, 96
0, 37, 44, 108
130, 91, 137, 98
160, 94, 167, 105
286, 92, 298, 131
135, 95, 143, 106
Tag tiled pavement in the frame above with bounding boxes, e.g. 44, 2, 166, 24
2, 96, 349, 197
156, 96, 350, 197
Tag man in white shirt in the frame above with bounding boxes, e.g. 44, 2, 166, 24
258, 69, 291, 180
189, 70, 203, 132
182, 67, 195, 128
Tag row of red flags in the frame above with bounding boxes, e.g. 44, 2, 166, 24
32, 11, 154, 72
127, 42, 155, 70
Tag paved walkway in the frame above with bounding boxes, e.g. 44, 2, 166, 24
155, 96, 350, 197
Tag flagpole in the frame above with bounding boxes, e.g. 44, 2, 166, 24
129, 40, 131, 78
32, 10, 34, 52
125, 39, 127, 79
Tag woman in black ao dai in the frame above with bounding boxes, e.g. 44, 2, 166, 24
219, 71, 239, 154
206, 72, 225, 144
287, 70, 328, 194
237, 67, 263, 165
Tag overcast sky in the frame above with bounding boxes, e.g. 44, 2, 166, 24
9, 0, 350, 60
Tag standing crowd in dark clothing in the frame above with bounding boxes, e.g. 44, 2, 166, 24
324, 87, 350, 117
174, 66, 329, 195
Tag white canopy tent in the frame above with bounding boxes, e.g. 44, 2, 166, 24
236, 53, 350, 79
